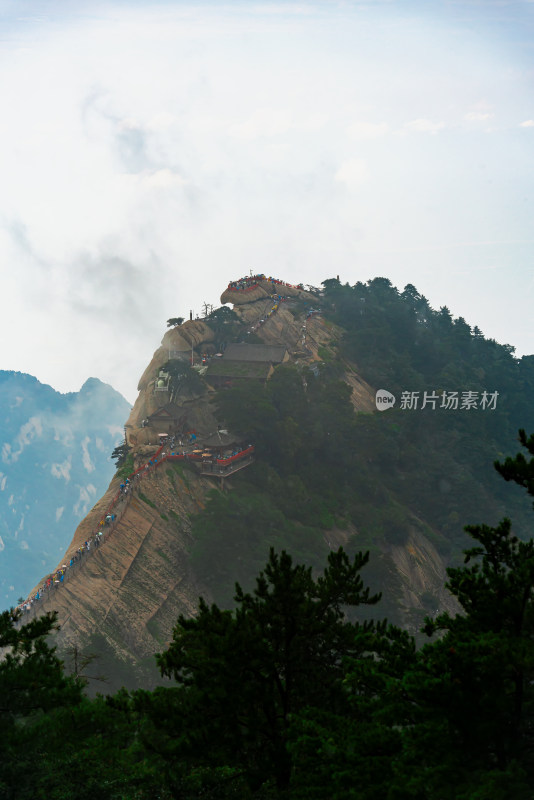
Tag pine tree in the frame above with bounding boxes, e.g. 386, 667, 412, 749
396, 431, 534, 798
154, 547, 381, 793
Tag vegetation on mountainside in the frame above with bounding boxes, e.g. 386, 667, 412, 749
111, 440, 131, 470
205, 305, 243, 350
161, 361, 206, 396
116, 452, 135, 481
189, 279, 534, 618
3, 434, 534, 798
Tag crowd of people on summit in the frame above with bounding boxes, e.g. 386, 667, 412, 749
226, 273, 304, 292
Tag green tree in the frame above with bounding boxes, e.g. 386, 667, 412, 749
494, 428, 534, 499
395, 431, 534, 798
154, 548, 381, 794
286, 618, 416, 800
111, 439, 130, 469
0, 611, 83, 797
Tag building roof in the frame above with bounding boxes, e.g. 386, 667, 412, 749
223, 343, 287, 363
206, 360, 273, 380
203, 431, 241, 447
147, 404, 184, 421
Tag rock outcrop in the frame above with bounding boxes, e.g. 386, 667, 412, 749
23, 279, 456, 690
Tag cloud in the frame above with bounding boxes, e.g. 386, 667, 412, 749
520, 120, 534, 127
404, 118, 445, 134
51, 457, 72, 482
347, 121, 388, 139
227, 108, 294, 140
465, 112, 494, 121
1, 417, 43, 463
55, 507, 64, 521
81, 436, 95, 473
73, 483, 97, 516
0, 3, 533, 399
334, 158, 368, 188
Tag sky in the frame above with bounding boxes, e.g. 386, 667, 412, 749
0, 0, 533, 404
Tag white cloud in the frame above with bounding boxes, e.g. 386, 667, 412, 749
119, 168, 188, 190
54, 429, 74, 447
404, 118, 445, 134
0, 537, 4, 552
347, 121, 388, 139
2, 416, 43, 463
0, 474, 6, 491
465, 112, 494, 121
0, 3, 533, 400
228, 108, 294, 140
334, 158, 368, 188
81, 436, 95, 473
55, 506, 64, 522
73, 483, 97, 516
20, 541, 29, 550
520, 120, 534, 127
146, 112, 176, 131
51, 457, 72, 482
107, 425, 125, 439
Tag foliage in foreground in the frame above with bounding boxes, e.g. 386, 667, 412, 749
2, 432, 534, 798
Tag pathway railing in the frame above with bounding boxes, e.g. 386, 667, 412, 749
15, 441, 255, 620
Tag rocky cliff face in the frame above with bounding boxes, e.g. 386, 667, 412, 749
23, 284, 456, 691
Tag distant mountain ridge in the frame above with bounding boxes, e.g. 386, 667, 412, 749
0, 371, 131, 607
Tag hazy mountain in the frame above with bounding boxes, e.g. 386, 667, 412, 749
0, 372, 131, 608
